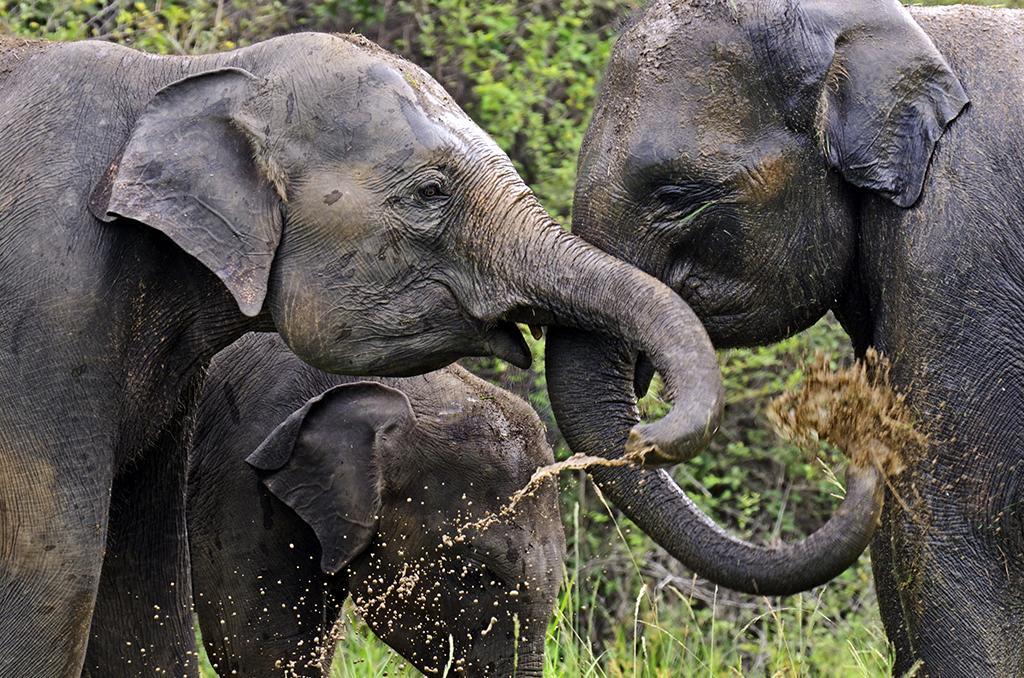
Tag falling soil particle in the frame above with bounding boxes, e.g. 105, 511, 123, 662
768, 348, 925, 478
454, 448, 647, 540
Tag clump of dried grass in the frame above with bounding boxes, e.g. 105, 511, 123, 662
768, 348, 924, 478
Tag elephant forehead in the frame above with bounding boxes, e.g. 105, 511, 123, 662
612, 0, 746, 81
597, 6, 785, 183
371, 368, 554, 501
289, 88, 454, 162
269, 37, 501, 166
416, 403, 530, 470
352, 49, 504, 161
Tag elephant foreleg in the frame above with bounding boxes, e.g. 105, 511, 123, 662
0, 436, 113, 677
874, 479, 1024, 677
83, 433, 197, 677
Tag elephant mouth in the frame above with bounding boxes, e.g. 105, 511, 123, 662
661, 265, 764, 344
435, 280, 535, 369
483, 321, 532, 368
470, 301, 557, 370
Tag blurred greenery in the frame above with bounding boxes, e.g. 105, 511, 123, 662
0, 0, 1006, 675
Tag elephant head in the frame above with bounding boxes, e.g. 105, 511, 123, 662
546, 0, 967, 594
244, 367, 564, 676
90, 32, 722, 467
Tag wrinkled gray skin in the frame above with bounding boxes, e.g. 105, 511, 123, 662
188, 334, 564, 677
548, 1, 1024, 675
0, 33, 720, 676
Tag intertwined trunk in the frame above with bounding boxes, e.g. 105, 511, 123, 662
545, 330, 884, 595
464, 195, 724, 465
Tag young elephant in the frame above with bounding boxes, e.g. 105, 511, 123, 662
187, 333, 565, 677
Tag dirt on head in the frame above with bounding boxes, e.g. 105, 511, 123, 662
768, 348, 926, 479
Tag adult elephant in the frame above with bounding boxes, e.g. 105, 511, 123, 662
547, 0, 1024, 675
0, 32, 722, 677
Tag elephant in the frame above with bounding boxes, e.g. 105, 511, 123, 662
186, 333, 565, 677
0, 32, 722, 676
546, 0, 1024, 675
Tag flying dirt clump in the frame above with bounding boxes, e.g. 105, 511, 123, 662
453, 448, 647, 541
768, 348, 925, 478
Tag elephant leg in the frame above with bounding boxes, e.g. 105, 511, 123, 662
870, 500, 916, 676
875, 486, 1024, 677
191, 483, 345, 676
83, 436, 196, 677
0, 437, 114, 677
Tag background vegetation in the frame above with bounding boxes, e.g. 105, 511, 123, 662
1, 1, 1016, 675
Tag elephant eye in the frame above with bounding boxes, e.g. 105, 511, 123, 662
653, 184, 690, 203
463, 553, 509, 587
415, 179, 449, 203
651, 183, 719, 223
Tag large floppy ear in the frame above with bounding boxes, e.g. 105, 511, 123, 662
809, 1, 968, 208
245, 382, 416, 574
751, 0, 968, 208
90, 68, 281, 316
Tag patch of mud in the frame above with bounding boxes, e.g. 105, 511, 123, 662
0, 36, 44, 79
768, 348, 925, 478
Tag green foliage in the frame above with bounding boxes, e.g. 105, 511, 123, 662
0, 0, 294, 50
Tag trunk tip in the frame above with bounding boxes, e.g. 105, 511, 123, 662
625, 398, 722, 465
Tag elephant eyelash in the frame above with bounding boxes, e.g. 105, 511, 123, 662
649, 182, 723, 220
651, 198, 719, 232
677, 200, 717, 225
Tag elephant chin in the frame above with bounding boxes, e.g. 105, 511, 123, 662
545, 327, 885, 596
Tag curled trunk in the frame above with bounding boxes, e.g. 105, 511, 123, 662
475, 212, 724, 465
545, 329, 884, 595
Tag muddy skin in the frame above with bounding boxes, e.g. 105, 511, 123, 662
187, 334, 564, 677
549, 1, 1024, 675
0, 32, 716, 676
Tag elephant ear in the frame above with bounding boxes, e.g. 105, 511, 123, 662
752, 0, 968, 208
245, 382, 415, 575
812, 1, 968, 208
90, 68, 281, 316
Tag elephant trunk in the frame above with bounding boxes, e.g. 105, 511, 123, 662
545, 330, 885, 595
493, 655, 543, 678
473, 206, 724, 464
